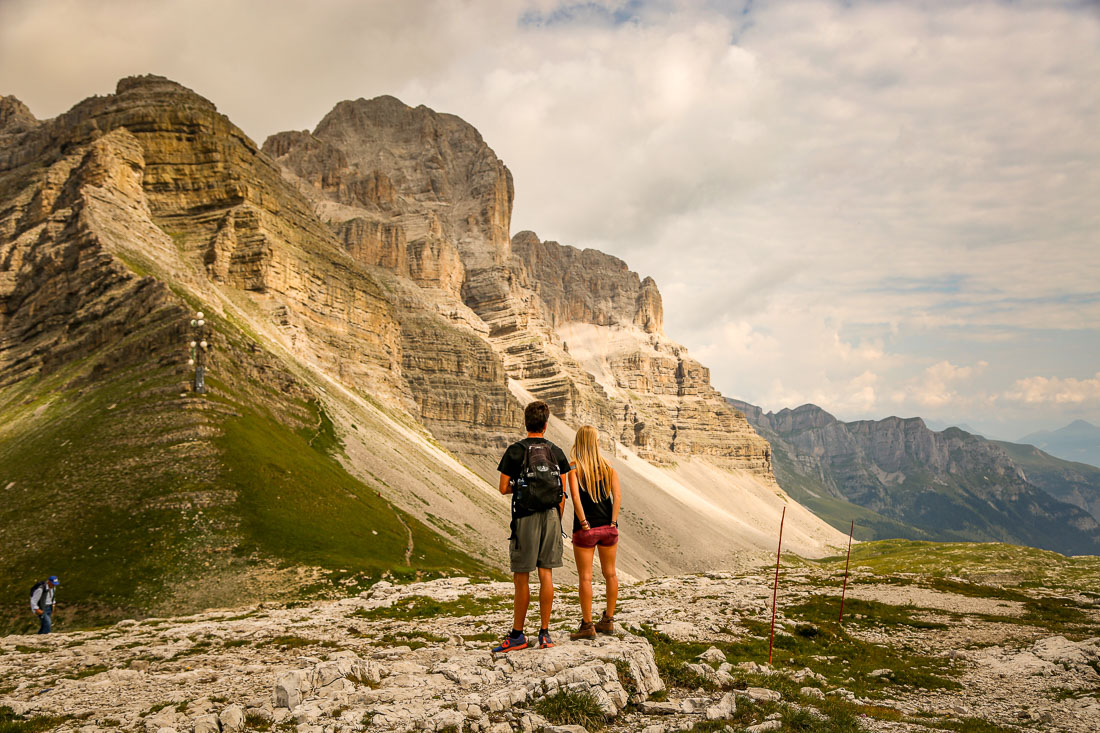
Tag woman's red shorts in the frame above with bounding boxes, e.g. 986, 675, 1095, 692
572, 525, 619, 548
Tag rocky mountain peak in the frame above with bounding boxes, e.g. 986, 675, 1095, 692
511, 229, 663, 333
0, 95, 36, 133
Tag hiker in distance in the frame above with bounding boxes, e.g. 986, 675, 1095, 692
567, 426, 621, 639
30, 576, 60, 634
493, 400, 574, 652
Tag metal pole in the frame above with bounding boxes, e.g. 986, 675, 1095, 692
839, 520, 855, 623
768, 505, 786, 665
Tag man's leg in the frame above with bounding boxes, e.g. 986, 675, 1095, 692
38, 608, 51, 635
537, 567, 554, 630
512, 572, 531, 632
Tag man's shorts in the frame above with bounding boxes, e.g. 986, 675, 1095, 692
510, 509, 563, 574
572, 525, 619, 548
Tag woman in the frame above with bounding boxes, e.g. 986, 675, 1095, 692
567, 425, 621, 639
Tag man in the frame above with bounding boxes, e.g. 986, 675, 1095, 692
30, 576, 60, 634
493, 401, 574, 651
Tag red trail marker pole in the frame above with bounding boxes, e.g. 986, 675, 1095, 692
768, 505, 786, 665
838, 520, 855, 623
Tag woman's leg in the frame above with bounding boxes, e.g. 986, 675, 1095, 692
596, 543, 618, 617
573, 543, 596, 623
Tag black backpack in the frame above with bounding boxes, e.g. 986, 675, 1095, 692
29, 580, 46, 600
512, 440, 564, 515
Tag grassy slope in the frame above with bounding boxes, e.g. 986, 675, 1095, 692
995, 440, 1100, 519
813, 538, 1100, 590
770, 449, 931, 542
0, 299, 496, 634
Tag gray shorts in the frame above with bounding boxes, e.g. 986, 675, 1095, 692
510, 509, 563, 574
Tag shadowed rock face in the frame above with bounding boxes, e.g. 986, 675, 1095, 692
731, 399, 1100, 555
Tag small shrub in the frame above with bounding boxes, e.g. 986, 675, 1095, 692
243, 710, 272, 730
534, 689, 608, 731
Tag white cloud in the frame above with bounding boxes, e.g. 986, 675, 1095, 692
2, 0, 1097, 437
1004, 372, 1100, 405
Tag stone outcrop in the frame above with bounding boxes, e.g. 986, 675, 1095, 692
510, 230, 662, 333
2, 564, 1098, 732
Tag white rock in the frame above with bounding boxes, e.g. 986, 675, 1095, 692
698, 647, 727, 664
746, 721, 782, 733
219, 704, 245, 732
800, 686, 825, 699
706, 692, 737, 720
191, 714, 220, 733
275, 669, 310, 710
742, 687, 781, 703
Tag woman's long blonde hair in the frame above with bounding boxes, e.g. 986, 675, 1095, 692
570, 425, 613, 502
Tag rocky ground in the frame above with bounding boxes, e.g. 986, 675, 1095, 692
1, 564, 1098, 733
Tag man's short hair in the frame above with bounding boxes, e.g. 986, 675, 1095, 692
524, 401, 550, 433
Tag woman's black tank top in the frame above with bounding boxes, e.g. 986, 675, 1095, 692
573, 472, 613, 533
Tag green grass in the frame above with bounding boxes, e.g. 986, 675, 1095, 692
635, 609, 959, 700
243, 711, 272, 730
262, 636, 340, 650
371, 630, 448, 649
814, 539, 1100, 590
0, 707, 74, 733
221, 403, 494, 582
0, 297, 500, 631
61, 665, 109, 680
788, 595, 948, 631
352, 594, 500, 621
534, 689, 607, 731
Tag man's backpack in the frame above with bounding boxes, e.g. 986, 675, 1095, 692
29, 580, 46, 601
512, 440, 564, 515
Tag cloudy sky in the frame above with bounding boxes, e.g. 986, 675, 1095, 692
2, 0, 1097, 440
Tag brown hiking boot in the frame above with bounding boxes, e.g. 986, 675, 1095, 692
595, 612, 614, 635
569, 621, 596, 640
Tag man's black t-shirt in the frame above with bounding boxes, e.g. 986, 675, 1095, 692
497, 437, 572, 479
498, 438, 572, 518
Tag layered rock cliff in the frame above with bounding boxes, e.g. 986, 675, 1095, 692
263, 98, 771, 472
730, 399, 1100, 555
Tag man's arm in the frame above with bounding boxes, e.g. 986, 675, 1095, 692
30, 586, 43, 614
499, 473, 512, 495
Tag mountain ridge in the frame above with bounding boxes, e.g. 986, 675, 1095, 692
728, 398, 1100, 555
1019, 419, 1100, 469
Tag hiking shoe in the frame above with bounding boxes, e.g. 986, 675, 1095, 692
492, 632, 527, 653
538, 629, 555, 649
595, 612, 614, 635
569, 621, 596, 640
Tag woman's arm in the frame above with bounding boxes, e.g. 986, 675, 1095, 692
568, 464, 589, 528
610, 468, 621, 526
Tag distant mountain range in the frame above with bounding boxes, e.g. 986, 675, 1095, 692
1018, 420, 1100, 469
728, 399, 1100, 555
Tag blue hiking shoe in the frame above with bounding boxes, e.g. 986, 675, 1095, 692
538, 629, 555, 649
492, 632, 528, 653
